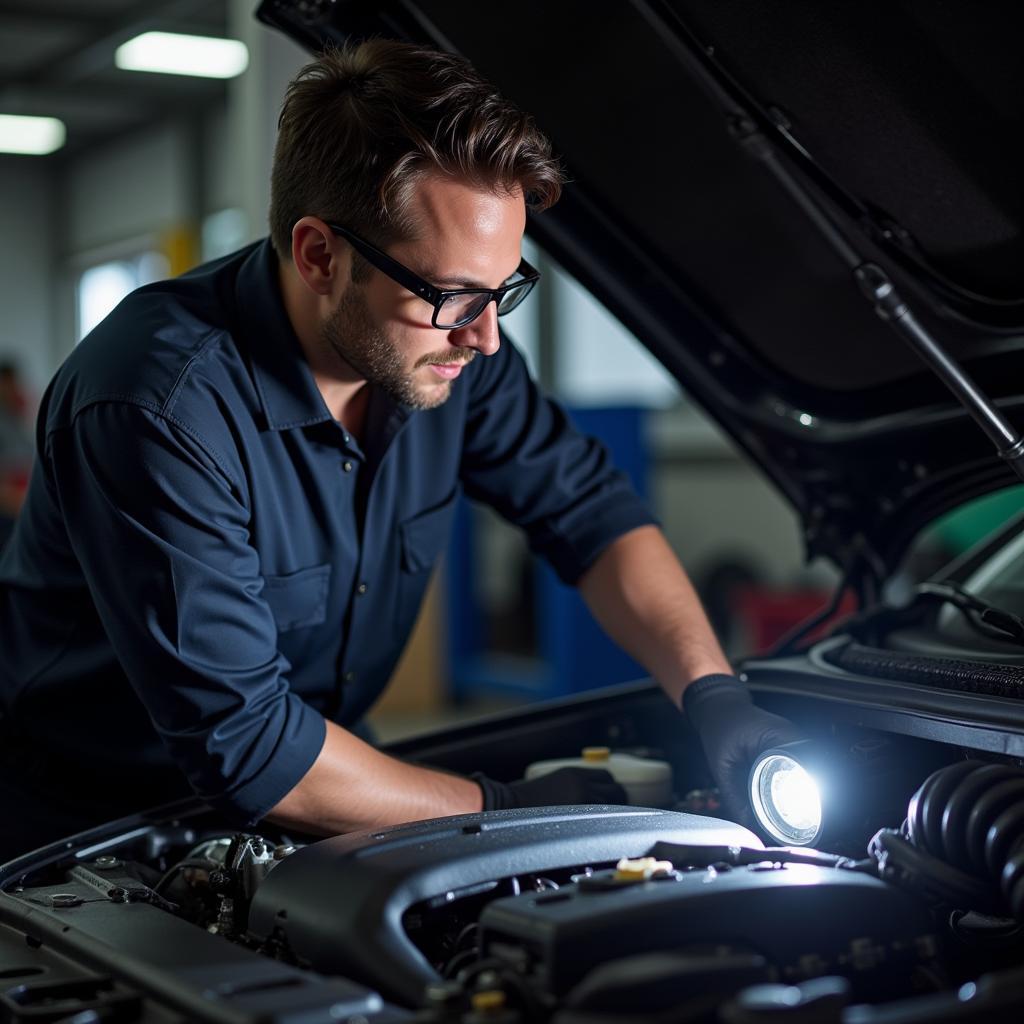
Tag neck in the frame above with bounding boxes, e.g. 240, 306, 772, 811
278, 258, 368, 429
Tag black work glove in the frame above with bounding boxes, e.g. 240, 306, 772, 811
683, 673, 803, 821
473, 767, 628, 810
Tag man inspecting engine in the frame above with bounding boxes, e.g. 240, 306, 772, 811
0, 40, 799, 861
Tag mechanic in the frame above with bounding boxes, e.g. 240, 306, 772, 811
0, 40, 800, 862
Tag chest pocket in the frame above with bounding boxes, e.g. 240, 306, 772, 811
399, 489, 459, 574
263, 563, 331, 632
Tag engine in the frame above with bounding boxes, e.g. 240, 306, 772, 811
5, 760, 1024, 1023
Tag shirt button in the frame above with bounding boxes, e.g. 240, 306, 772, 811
356, 582, 368, 595
343, 433, 351, 444
343, 460, 353, 473
344, 671, 356, 683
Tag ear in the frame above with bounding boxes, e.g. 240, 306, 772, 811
290, 217, 349, 296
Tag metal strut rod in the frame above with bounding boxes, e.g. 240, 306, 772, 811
633, 0, 1024, 483
749, 132, 1024, 483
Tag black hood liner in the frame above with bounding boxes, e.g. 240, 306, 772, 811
257, 0, 1024, 576
680, 1, 1024, 306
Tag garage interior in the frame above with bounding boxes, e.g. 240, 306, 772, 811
3, 4, 1024, 1023
0, 0, 868, 742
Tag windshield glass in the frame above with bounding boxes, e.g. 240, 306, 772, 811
960, 512, 1024, 615
920, 486, 1024, 641
880, 486, 1024, 651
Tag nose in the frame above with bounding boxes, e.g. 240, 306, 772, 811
448, 300, 500, 357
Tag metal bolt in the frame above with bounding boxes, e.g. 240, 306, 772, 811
94, 855, 121, 870
475, 971, 501, 990
425, 981, 463, 1007
49, 893, 82, 908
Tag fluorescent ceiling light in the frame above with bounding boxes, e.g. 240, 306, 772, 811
115, 31, 249, 80
0, 114, 66, 155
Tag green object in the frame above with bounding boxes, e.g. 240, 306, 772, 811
933, 486, 1024, 554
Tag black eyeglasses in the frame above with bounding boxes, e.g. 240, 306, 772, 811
327, 223, 540, 330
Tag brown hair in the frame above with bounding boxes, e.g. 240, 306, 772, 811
269, 39, 564, 261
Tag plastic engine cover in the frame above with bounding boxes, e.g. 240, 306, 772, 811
479, 861, 936, 998
248, 806, 760, 1006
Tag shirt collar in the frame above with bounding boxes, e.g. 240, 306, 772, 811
234, 238, 334, 432
234, 238, 416, 437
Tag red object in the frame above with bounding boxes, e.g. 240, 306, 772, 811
734, 586, 857, 655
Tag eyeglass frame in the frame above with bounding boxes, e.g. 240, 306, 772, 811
326, 222, 540, 330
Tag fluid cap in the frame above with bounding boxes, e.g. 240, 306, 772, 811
471, 990, 507, 1012
582, 746, 611, 762
614, 856, 674, 881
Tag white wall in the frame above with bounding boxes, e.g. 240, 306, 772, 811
203, 104, 235, 217
0, 157, 56, 397
66, 123, 193, 255
551, 254, 679, 408
228, 0, 309, 244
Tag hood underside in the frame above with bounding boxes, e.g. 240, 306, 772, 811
257, 0, 1024, 578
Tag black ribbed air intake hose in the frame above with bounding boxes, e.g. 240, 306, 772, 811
871, 760, 1024, 918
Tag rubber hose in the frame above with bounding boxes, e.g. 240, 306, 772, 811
905, 760, 1024, 917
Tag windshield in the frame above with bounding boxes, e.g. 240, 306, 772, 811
960, 517, 1024, 616
925, 487, 1024, 642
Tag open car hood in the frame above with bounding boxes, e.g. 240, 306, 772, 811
257, 0, 1024, 579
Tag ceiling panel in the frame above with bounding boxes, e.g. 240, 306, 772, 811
0, 0, 231, 156
0, 16, 90, 75
0, 0, 144, 17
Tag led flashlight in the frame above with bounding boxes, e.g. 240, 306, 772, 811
749, 741, 826, 846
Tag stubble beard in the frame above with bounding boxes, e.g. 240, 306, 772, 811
320, 287, 474, 410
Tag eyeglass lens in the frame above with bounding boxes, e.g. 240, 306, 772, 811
497, 279, 535, 314
436, 291, 492, 328
435, 279, 536, 328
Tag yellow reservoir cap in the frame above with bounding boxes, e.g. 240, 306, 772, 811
614, 856, 674, 881
471, 990, 507, 1012
582, 746, 611, 762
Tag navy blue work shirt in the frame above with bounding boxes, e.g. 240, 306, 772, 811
0, 239, 655, 825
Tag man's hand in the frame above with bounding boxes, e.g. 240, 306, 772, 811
683, 673, 803, 820
474, 767, 628, 810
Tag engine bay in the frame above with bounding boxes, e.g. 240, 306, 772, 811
3, 682, 1024, 1023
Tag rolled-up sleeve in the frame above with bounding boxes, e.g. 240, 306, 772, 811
460, 338, 658, 584
48, 401, 326, 823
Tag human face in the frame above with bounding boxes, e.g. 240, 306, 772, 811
323, 174, 528, 409
320, 285, 469, 410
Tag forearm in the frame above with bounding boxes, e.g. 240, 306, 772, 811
577, 525, 732, 708
266, 719, 483, 834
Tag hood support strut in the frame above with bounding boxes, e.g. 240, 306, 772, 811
635, 0, 1024, 486
745, 135, 1024, 484
852, 264, 1024, 482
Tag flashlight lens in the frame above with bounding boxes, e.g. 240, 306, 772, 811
750, 754, 822, 845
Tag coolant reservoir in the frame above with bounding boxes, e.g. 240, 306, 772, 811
524, 747, 673, 807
